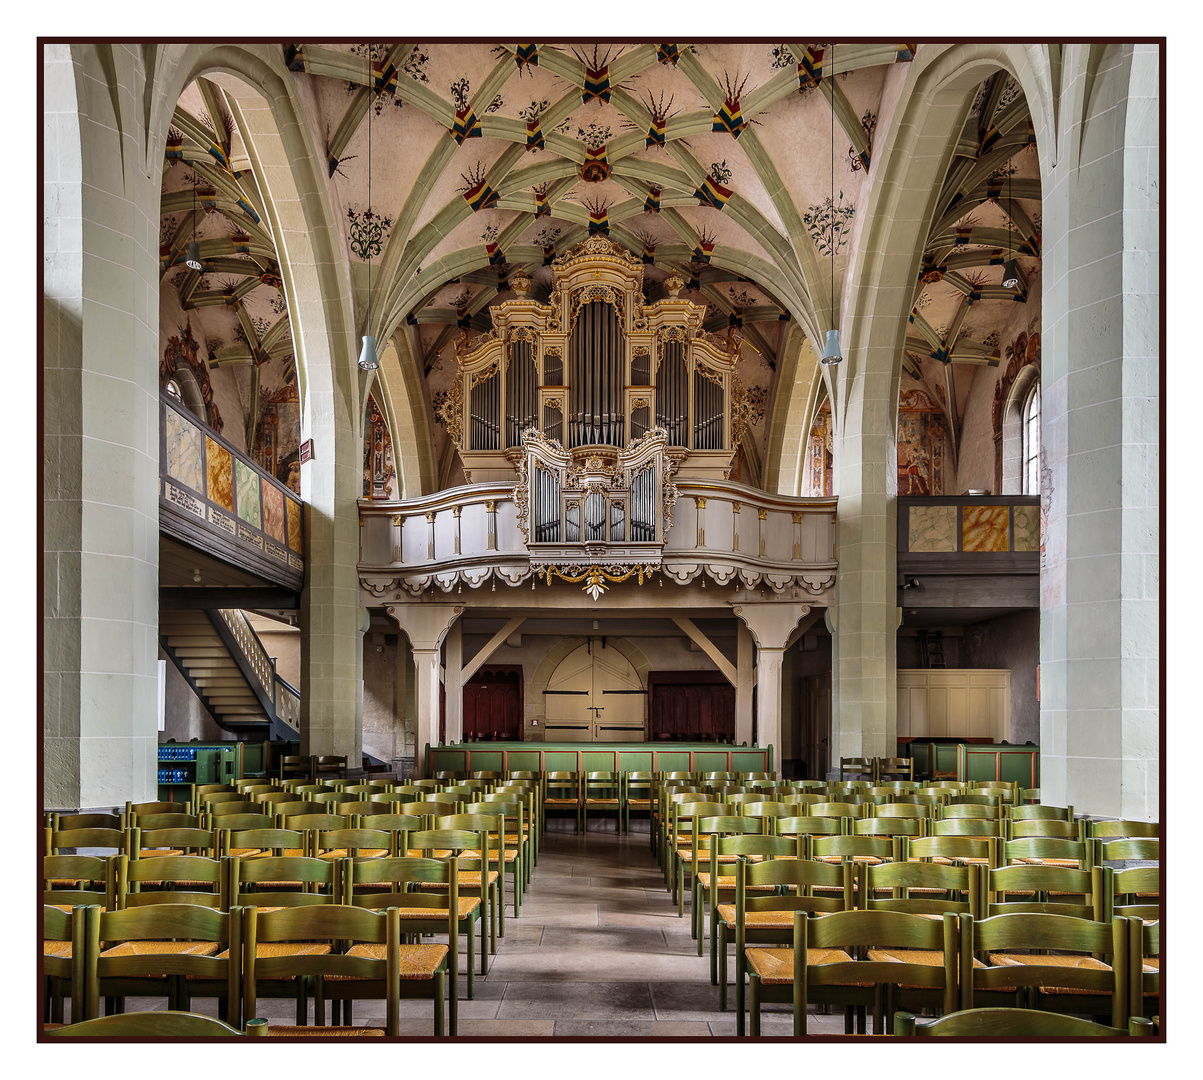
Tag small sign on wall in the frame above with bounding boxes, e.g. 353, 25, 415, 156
300, 439, 314, 464
157, 660, 167, 732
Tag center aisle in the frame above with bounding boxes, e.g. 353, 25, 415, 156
445, 819, 841, 1038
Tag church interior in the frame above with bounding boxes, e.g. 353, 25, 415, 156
40, 38, 1164, 1041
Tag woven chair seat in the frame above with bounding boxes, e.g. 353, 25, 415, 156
317, 849, 388, 860
543, 799, 578, 806
1017, 858, 1081, 868
585, 798, 620, 805
988, 952, 1111, 995
628, 798, 653, 806
342, 942, 449, 979
745, 946, 860, 986
256, 942, 331, 958
406, 849, 452, 859
417, 872, 498, 888
261, 1025, 386, 1036
458, 849, 517, 864
716, 904, 802, 929
138, 848, 185, 858
100, 940, 220, 958
816, 855, 884, 865
865, 947, 971, 989
44, 941, 73, 958
47, 904, 74, 913
393, 898, 480, 919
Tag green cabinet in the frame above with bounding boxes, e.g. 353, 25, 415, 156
157, 741, 241, 801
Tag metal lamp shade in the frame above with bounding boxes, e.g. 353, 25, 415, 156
1001, 259, 1019, 289
184, 240, 203, 271
358, 331, 377, 370
820, 328, 843, 366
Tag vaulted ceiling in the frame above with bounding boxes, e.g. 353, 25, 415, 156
157, 43, 1040, 485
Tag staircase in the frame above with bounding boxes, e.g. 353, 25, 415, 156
160, 609, 298, 738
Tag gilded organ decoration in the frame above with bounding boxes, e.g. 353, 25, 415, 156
443, 236, 743, 484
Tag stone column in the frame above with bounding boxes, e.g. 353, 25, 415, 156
1038, 44, 1160, 819
443, 618, 465, 744
732, 603, 811, 769
384, 603, 464, 777
43, 45, 162, 808
735, 623, 755, 747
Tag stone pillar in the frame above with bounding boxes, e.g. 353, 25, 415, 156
734, 622, 755, 747
732, 603, 811, 768
443, 618, 465, 745
43, 45, 162, 809
1038, 44, 1160, 819
384, 603, 464, 778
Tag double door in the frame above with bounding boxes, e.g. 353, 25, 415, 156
544, 642, 646, 742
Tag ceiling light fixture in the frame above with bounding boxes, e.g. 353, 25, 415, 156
1001, 164, 1019, 289
358, 80, 379, 371
820, 42, 842, 366
184, 181, 203, 271
192, 568, 202, 583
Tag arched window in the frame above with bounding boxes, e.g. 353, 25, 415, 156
1022, 382, 1041, 494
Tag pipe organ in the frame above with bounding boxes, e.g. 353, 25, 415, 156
441, 236, 744, 486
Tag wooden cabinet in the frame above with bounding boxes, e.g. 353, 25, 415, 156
896, 669, 1011, 743
648, 672, 735, 742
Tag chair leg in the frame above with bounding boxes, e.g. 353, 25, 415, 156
749, 972, 760, 1036
736, 951, 746, 1035
434, 970, 445, 1037
718, 923, 728, 1004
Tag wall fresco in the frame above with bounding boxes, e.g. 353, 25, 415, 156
286, 496, 303, 553
897, 389, 946, 495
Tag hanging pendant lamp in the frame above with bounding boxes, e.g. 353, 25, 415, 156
184, 182, 203, 271
358, 81, 379, 371
1001, 165, 1019, 289
820, 42, 842, 366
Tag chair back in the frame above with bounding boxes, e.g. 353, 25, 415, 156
862, 860, 983, 918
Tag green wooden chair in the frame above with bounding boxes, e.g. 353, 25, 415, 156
243, 903, 446, 1036
1126, 916, 1159, 1023
985, 863, 1111, 920
82, 902, 243, 1026
893, 1007, 1154, 1036
959, 911, 1130, 1026
338, 857, 466, 1034
746, 909, 958, 1036
861, 860, 984, 919
50, 1010, 248, 1037
723, 856, 854, 1032
581, 771, 622, 832
623, 771, 655, 835
542, 772, 581, 832
43, 904, 86, 1024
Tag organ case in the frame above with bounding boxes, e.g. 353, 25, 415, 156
441, 236, 744, 485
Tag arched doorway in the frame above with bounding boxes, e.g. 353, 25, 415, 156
543, 641, 646, 742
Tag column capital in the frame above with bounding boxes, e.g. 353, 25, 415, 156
384, 603, 464, 649
730, 601, 811, 650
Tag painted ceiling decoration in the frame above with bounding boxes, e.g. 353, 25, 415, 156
159, 44, 1041, 497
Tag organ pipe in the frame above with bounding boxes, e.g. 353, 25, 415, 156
693, 370, 724, 449
570, 301, 623, 447
656, 341, 687, 446
471, 369, 500, 450
506, 339, 538, 447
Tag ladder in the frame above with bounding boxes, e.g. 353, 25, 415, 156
919, 629, 946, 669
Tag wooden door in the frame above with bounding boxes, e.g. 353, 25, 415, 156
544, 642, 646, 741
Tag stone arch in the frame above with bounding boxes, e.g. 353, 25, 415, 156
822, 44, 1055, 765
148, 45, 369, 759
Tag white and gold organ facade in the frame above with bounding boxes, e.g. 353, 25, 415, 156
360, 238, 837, 766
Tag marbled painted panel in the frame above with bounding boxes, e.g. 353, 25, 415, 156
262, 483, 285, 543
205, 437, 234, 512
286, 496, 303, 553
963, 505, 1010, 552
235, 460, 262, 528
1013, 504, 1039, 551
908, 505, 957, 552
164, 408, 204, 492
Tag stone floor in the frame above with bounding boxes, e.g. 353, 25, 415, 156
83, 818, 852, 1040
